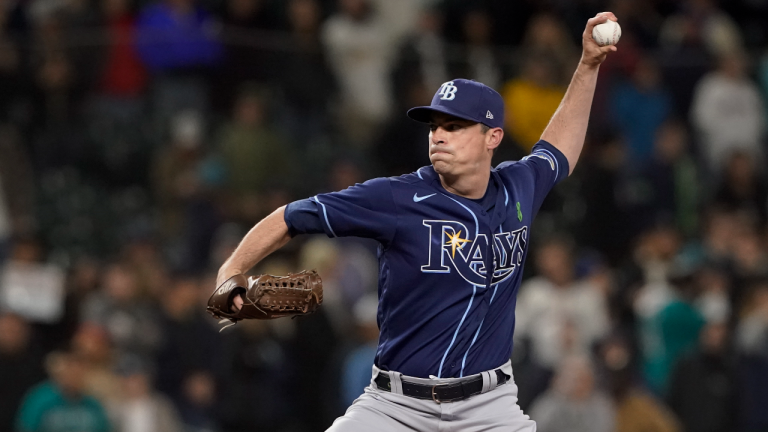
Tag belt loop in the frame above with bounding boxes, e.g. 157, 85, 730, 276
482, 369, 498, 393
370, 364, 382, 388
390, 371, 404, 395
481, 371, 492, 393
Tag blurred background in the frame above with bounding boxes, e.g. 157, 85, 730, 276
0, 0, 767, 431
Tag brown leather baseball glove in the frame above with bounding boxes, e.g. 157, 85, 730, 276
206, 270, 323, 329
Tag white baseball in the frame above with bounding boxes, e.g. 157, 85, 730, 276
591, 20, 621, 47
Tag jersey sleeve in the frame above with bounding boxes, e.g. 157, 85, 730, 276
497, 140, 569, 214
284, 177, 398, 244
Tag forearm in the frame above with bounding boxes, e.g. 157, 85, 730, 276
540, 63, 600, 174
217, 205, 292, 284
540, 11, 617, 174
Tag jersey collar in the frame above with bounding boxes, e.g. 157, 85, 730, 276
418, 166, 509, 228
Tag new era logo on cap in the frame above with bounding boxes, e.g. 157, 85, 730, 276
407, 78, 505, 129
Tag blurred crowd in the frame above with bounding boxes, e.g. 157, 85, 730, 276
1, 0, 768, 431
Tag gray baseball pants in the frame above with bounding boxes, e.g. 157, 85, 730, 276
327, 360, 537, 432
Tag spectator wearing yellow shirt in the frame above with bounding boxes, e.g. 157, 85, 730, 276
502, 56, 566, 151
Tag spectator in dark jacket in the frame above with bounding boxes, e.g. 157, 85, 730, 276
666, 322, 737, 432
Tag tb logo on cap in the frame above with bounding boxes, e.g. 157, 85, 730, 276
438, 81, 458, 100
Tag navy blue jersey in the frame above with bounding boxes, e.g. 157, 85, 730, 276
285, 140, 569, 378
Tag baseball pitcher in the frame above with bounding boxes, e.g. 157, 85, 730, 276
209, 12, 618, 431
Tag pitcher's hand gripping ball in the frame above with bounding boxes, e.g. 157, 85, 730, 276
592, 19, 621, 46
207, 270, 323, 328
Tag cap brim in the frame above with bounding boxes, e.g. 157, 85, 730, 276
407, 105, 478, 124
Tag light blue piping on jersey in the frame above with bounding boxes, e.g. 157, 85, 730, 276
460, 285, 500, 377
524, 148, 560, 180
416, 167, 424, 180
538, 148, 560, 179
439, 284, 476, 378
503, 183, 509, 206
460, 225, 504, 377
441, 194, 479, 239
313, 196, 337, 238
437, 193, 482, 377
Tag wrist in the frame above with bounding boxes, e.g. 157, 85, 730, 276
576, 60, 601, 74
217, 265, 245, 285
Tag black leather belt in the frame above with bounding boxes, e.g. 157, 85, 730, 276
374, 369, 509, 403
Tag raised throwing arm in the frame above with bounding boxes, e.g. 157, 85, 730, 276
540, 12, 618, 175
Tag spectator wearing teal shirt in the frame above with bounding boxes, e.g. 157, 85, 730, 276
15, 351, 110, 432
638, 272, 706, 395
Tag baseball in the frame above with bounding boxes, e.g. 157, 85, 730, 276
592, 19, 621, 46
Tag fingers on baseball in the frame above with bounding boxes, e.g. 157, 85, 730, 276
585, 12, 616, 32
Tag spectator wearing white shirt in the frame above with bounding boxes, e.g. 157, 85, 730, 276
322, 0, 396, 143
515, 238, 610, 370
691, 52, 766, 175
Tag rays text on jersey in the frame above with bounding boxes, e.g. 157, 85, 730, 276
421, 220, 528, 286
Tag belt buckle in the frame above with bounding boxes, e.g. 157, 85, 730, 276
431, 385, 441, 404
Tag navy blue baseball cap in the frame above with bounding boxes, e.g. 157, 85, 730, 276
407, 79, 504, 129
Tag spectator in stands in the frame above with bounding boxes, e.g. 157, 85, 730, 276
0, 313, 45, 432
390, 7, 449, 107
575, 134, 632, 261
80, 262, 162, 363
136, 0, 223, 136
276, 0, 337, 144
737, 281, 768, 431
99, 0, 147, 98
638, 121, 699, 236
456, 9, 501, 90
520, 13, 579, 87
15, 351, 111, 432
322, 0, 394, 143
107, 355, 184, 432
502, 55, 566, 151
152, 110, 223, 270
529, 354, 615, 432
218, 320, 297, 431
214, 85, 294, 220
666, 322, 737, 432
730, 226, 768, 294
610, 55, 672, 165
515, 237, 610, 370
697, 207, 741, 267
71, 323, 122, 404
690, 52, 766, 176
737, 282, 768, 357
714, 151, 768, 224
155, 275, 221, 405
135, 0, 222, 73
598, 335, 681, 432
86, 0, 149, 185
659, 0, 742, 57
637, 264, 706, 395
693, 267, 732, 325
373, 78, 432, 176
176, 370, 219, 432
212, 0, 280, 109
0, 125, 35, 244
339, 293, 379, 409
